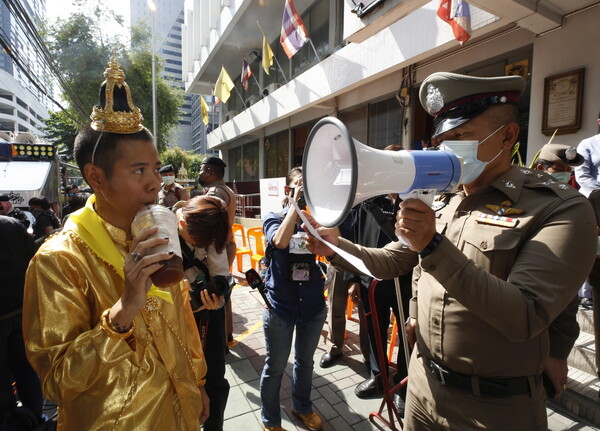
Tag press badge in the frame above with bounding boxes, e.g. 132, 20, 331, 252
289, 232, 313, 282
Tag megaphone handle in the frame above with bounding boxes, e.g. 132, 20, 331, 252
396, 188, 437, 248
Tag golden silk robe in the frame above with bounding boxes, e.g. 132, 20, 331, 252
23, 217, 206, 431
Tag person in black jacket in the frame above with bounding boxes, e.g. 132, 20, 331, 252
0, 215, 44, 428
175, 196, 233, 431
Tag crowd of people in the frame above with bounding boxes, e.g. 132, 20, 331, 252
3, 58, 600, 431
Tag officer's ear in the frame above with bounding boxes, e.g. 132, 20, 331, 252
501, 122, 519, 150
535, 163, 544, 171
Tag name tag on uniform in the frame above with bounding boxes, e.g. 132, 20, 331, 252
475, 212, 519, 228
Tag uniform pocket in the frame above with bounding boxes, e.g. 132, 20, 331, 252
462, 225, 522, 279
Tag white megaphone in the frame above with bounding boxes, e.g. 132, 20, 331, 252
302, 117, 462, 227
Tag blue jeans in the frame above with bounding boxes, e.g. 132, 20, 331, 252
260, 307, 326, 427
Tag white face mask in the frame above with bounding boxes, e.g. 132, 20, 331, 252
439, 124, 506, 185
550, 172, 571, 183
162, 175, 175, 186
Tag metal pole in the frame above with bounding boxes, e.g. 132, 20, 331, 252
149, 1, 158, 145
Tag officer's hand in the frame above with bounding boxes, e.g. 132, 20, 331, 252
395, 199, 436, 252
544, 356, 568, 396
301, 210, 340, 257
405, 317, 417, 348
348, 282, 361, 303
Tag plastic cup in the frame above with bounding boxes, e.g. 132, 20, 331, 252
131, 204, 184, 287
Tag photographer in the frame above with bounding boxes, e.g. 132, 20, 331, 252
175, 195, 233, 431
260, 167, 325, 431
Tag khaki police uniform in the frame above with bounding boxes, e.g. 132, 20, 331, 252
329, 166, 596, 430
203, 179, 236, 226
157, 182, 188, 208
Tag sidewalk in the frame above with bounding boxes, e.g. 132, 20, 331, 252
224, 279, 600, 431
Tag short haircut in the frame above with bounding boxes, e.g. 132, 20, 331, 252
206, 163, 225, 179
73, 124, 153, 183
29, 196, 50, 210
482, 104, 519, 129
182, 195, 230, 253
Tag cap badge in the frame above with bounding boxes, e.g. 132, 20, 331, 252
426, 84, 444, 114
485, 200, 525, 216
565, 147, 577, 161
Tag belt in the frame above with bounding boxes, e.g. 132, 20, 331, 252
421, 355, 539, 398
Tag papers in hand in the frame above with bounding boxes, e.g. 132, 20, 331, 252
289, 198, 378, 279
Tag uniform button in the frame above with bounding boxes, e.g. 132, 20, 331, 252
299, 298, 303, 302
432, 317, 439, 325
480, 241, 488, 250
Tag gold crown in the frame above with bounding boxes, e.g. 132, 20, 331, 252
90, 60, 144, 134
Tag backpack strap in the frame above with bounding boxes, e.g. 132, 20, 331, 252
179, 236, 210, 279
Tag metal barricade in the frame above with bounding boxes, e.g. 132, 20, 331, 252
235, 193, 261, 218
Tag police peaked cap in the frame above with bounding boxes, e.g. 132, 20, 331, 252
419, 72, 526, 138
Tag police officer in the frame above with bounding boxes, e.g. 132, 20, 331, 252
305, 72, 597, 430
535, 143, 584, 183
157, 164, 190, 209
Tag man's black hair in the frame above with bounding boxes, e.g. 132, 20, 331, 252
28, 196, 50, 210
73, 124, 153, 183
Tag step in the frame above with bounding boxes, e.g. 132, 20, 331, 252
578, 307, 595, 336
570, 332, 597, 376
550, 366, 600, 427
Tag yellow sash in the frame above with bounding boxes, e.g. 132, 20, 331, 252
65, 195, 173, 303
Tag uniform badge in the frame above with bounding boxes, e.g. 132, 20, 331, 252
485, 200, 525, 216
426, 84, 444, 114
503, 181, 516, 189
476, 213, 519, 228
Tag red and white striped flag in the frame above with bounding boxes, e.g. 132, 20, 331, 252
280, 0, 309, 59
437, 0, 471, 45
241, 58, 252, 91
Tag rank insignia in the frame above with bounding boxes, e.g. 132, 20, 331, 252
485, 200, 525, 216
476, 213, 519, 228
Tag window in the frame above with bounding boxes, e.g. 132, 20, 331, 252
368, 98, 402, 149
291, 1, 329, 77
265, 131, 289, 178
339, 105, 368, 145
229, 146, 243, 181
242, 141, 259, 181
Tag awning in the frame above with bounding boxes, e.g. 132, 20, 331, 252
0, 161, 59, 206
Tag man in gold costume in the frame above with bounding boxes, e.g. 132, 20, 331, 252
23, 60, 209, 430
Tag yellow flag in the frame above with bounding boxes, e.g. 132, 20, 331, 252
262, 35, 274, 75
215, 66, 235, 103
200, 96, 209, 125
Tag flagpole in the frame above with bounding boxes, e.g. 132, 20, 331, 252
234, 86, 247, 109
308, 38, 321, 62
257, 20, 288, 84
210, 82, 215, 134
273, 55, 289, 84
238, 45, 262, 90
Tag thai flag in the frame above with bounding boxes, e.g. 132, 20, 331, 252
280, 0, 309, 59
437, 0, 471, 45
241, 58, 252, 91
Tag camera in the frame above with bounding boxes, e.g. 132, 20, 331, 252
290, 187, 306, 210
189, 275, 232, 311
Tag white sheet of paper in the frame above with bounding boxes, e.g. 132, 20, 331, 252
289, 198, 379, 280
